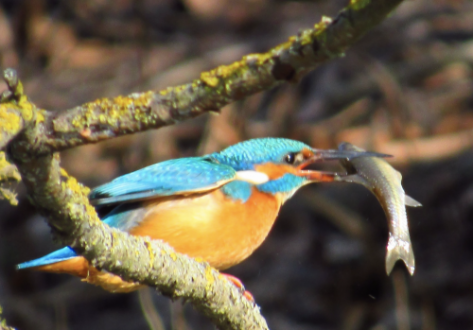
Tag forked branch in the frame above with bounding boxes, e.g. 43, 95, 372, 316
0, 1, 405, 329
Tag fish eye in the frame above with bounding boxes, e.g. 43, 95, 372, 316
284, 153, 296, 164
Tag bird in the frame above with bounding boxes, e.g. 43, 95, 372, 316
17, 138, 381, 298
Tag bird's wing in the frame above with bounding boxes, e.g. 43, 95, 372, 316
90, 157, 237, 205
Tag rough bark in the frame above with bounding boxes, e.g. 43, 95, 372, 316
0, 1, 406, 329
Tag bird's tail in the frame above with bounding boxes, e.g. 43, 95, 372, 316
385, 233, 415, 276
17, 247, 90, 278
17, 247, 144, 292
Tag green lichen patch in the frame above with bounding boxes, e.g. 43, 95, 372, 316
0, 187, 18, 206
0, 152, 20, 181
0, 152, 21, 206
0, 105, 22, 135
70, 92, 155, 131
205, 266, 215, 292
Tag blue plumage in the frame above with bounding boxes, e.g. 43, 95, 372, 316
212, 138, 311, 195
210, 138, 310, 170
258, 174, 305, 194
102, 204, 147, 231
90, 157, 236, 204
17, 247, 77, 270
90, 138, 312, 205
221, 181, 253, 202
16, 206, 146, 270
18, 138, 374, 272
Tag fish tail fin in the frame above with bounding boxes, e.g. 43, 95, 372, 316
386, 234, 415, 276
17, 247, 90, 278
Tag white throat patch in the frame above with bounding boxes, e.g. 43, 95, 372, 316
234, 171, 270, 185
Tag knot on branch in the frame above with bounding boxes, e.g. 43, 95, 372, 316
1, 69, 49, 165
0, 68, 46, 154
1, 69, 37, 122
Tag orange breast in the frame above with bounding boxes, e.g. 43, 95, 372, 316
129, 188, 281, 270
33, 187, 282, 293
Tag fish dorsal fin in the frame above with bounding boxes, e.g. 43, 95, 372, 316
405, 194, 422, 207
393, 168, 402, 181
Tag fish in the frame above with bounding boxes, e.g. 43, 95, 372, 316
335, 142, 421, 276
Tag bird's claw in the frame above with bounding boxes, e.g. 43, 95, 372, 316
220, 273, 254, 302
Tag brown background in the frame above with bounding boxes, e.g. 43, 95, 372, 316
1, 0, 473, 329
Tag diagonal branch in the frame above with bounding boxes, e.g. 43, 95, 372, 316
12, 153, 269, 330
23, 0, 403, 155
1, 0, 406, 329
6, 71, 268, 330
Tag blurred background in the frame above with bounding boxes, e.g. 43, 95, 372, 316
1, 0, 473, 329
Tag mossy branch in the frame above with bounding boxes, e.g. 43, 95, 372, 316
3, 73, 269, 330
0, 152, 21, 205
0, 69, 38, 151
9, 0, 403, 156
12, 155, 268, 330
0, 0, 406, 329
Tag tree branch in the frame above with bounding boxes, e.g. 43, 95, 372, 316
1, 0, 406, 329
11, 153, 268, 330
0, 152, 21, 205
0, 69, 38, 151
16, 0, 403, 156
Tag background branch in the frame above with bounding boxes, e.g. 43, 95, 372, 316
0, 0, 408, 329
17, 0, 403, 155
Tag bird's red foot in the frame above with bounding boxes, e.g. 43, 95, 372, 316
220, 273, 254, 302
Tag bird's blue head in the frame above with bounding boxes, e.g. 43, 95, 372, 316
209, 138, 312, 171
209, 138, 376, 198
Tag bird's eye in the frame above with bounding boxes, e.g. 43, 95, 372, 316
284, 153, 296, 164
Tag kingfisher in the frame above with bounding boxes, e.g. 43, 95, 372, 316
18, 138, 382, 298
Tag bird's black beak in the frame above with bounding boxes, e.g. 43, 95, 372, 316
310, 148, 392, 162
295, 146, 390, 182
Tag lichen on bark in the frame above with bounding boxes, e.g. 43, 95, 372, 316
0, 0, 406, 329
